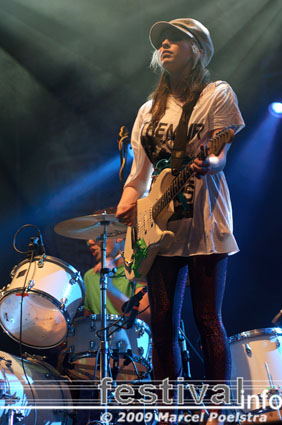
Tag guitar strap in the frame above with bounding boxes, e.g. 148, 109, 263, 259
171, 91, 202, 176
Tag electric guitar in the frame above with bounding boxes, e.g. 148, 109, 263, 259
122, 126, 235, 281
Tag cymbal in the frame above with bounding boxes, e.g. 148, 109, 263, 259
54, 213, 127, 240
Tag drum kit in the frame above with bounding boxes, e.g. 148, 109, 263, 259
0, 212, 282, 424
0, 212, 152, 424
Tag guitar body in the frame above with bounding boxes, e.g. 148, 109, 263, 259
123, 168, 176, 281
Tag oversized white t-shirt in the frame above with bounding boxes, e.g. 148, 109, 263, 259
124, 81, 245, 257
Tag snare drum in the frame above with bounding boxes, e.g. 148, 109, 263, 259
62, 314, 152, 382
0, 351, 73, 424
229, 327, 282, 411
0, 256, 85, 348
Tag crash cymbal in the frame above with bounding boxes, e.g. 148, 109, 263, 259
54, 213, 126, 240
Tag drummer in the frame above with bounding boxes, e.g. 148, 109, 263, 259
84, 238, 150, 324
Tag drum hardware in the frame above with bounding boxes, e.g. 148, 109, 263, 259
0, 393, 20, 402
138, 326, 145, 337
265, 361, 274, 387
7, 409, 24, 425
27, 279, 35, 291
9, 266, 18, 279
3, 312, 9, 322
76, 305, 84, 314
272, 310, 282, 326
67, 345, 74, 354
111, 350, 120, 381
0, 355, 12, 368
22, 352, 47, 362
90, 319, 96, 331
67, 324, 75, 337
70, 272, 80, 285
115, 340, 123, 350
60, 297, 68, 310
179, 320, 192, 380
37, 256, 45, 268
244, 343, 252, 355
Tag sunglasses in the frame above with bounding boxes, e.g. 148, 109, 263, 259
156, 29, 188, 49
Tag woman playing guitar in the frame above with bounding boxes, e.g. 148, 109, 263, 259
116, 18, 245, 424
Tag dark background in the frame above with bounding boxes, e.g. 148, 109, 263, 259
0, 0, 282, 379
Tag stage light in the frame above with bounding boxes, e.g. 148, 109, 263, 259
269, 102, 282, 118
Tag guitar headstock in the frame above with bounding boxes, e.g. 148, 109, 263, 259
205, 125, 235, 157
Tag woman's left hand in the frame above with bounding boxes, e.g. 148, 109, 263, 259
190, 157, 211, 179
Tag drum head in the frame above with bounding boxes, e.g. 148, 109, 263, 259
0, 292, 67, 348
0, 256, 84, 349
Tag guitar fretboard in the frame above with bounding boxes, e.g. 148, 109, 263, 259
151, 127, 234, 221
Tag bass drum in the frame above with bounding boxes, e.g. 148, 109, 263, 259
62, 314, 152, 382
0, 351, 73, 424
0, 256, 85, 348
229, 327, 282, 412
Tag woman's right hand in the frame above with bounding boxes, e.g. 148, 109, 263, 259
116, 202, 137, 226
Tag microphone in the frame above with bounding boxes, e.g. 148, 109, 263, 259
126, 305, 139, 329
28, 233, 46, 258
121, 286, 148, 314
37, 231, 46, 256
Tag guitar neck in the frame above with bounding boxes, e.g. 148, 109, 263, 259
151, 126, 235, 221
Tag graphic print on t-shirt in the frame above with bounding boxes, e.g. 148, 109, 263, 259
141, 120, 205, 221
141, 121, 204, 165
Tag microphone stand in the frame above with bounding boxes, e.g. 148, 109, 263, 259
179, 320, 191, 380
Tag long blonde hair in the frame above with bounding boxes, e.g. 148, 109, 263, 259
149, 42, 211, 123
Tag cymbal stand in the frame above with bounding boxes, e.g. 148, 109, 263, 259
97, 218, 112, 425
99, 220, 109, 382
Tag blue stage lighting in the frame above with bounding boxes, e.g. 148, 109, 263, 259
269, 102, 282, 117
